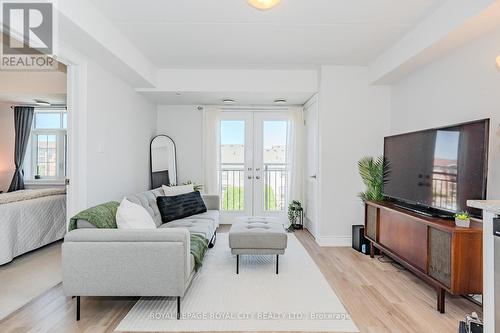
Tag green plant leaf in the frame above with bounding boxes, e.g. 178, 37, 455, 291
358, 156, 390, 203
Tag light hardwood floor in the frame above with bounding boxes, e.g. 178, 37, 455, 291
0, 227, 481, 333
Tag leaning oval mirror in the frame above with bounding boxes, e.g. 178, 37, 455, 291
150, 135, 177, 188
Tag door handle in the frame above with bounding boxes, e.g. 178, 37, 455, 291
248, 176, 253, 180
310, 175, 317, 179
255, 176, 261, 180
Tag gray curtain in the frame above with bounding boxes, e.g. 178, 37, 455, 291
8, 106, 35, 192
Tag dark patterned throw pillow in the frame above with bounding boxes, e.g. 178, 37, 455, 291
157, 191, 207, 223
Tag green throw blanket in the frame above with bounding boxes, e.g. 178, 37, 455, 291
190, 233, 208, 271
69, 202, 209, 271
68, 201, 120, 231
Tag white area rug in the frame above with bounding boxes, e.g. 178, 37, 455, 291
116, 233, 358, 332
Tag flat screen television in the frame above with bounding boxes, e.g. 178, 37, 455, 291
383, 119, 489, 218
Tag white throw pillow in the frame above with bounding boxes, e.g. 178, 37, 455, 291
116, 198, 157, 229
162, 184, 194, 196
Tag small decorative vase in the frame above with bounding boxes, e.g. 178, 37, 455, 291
455, 218, 470, 228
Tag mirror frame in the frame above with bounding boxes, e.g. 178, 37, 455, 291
150, 134, 177, 188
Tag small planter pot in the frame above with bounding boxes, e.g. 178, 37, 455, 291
455, 218, 470, 228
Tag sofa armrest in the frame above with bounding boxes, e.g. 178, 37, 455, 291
62, 228, 191, 297
64, 228, 189, 243
202, 194, 220, 211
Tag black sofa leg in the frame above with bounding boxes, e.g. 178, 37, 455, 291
276, 255, 279, 274
76, 296, 80, 321
177, 296, 181, 320
236, 254, 239, 274
208, 231, 217, 248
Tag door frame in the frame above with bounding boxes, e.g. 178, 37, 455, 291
303, 94, 320, 239
218, 109, 291, 223
56, 45, 89, 222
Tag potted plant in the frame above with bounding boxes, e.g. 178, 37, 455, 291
287, 200, 303, 232
454, 211, 471, 228
358, 156, 390, 203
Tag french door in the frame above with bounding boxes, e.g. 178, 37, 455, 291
219, 111, 290, 221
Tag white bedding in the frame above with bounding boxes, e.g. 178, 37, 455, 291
0, 193, 67, 265
0, 188, 66, 204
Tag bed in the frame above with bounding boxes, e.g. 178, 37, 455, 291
0, 188, 67, 265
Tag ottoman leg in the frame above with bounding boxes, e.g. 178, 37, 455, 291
276, 255, 279, 274
236, 254, 239, 274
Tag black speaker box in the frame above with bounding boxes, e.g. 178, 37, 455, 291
352, 225, 369, 255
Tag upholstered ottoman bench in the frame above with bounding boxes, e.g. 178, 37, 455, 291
228, 217, 288, 274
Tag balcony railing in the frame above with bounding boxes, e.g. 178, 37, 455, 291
263, 163, 288, 211
432, 171, 458, 211
219, 163, 289, 212
220, 164, 245, 211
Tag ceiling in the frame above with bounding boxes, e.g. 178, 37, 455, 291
0, 60, 67, 105
0, 93, 66, 105
90, 0, 445, 69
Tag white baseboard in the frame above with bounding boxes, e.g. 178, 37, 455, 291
316, 236, 352, 247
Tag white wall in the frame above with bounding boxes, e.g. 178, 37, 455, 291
85, 59, 157, 206
0, 103, 15, 192
317, 66, 391, 245
156, 105, 203, 185
391, 25, 500, 199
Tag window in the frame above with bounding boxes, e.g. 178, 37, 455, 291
26, 109, 67, 181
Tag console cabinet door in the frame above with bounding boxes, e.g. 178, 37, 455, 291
378, 209, 428, 272
428, 227, 452, 288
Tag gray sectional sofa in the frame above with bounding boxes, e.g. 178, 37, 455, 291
62, 187, 219, 320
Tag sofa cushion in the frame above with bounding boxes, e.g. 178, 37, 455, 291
157, 191, 207, 223
126, 188, 164, 227
159, 218, 215, 241
183, 210, 219, 226
76, 188, 218, 231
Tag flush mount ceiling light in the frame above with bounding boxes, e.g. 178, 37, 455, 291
34, 99, 51, 106
248, 0, 281, 10
274, 98, 287, 105
222, 98, 236, 105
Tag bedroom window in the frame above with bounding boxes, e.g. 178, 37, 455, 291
26, 109, 67, 181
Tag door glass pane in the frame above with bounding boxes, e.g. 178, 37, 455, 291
36, 134, 57, 177
263, 121, 288, 211
220, 121, 245, 211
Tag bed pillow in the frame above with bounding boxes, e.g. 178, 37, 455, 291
116, 198, 157, 229
157, 191, 207, 223
162, 184, 194, 196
